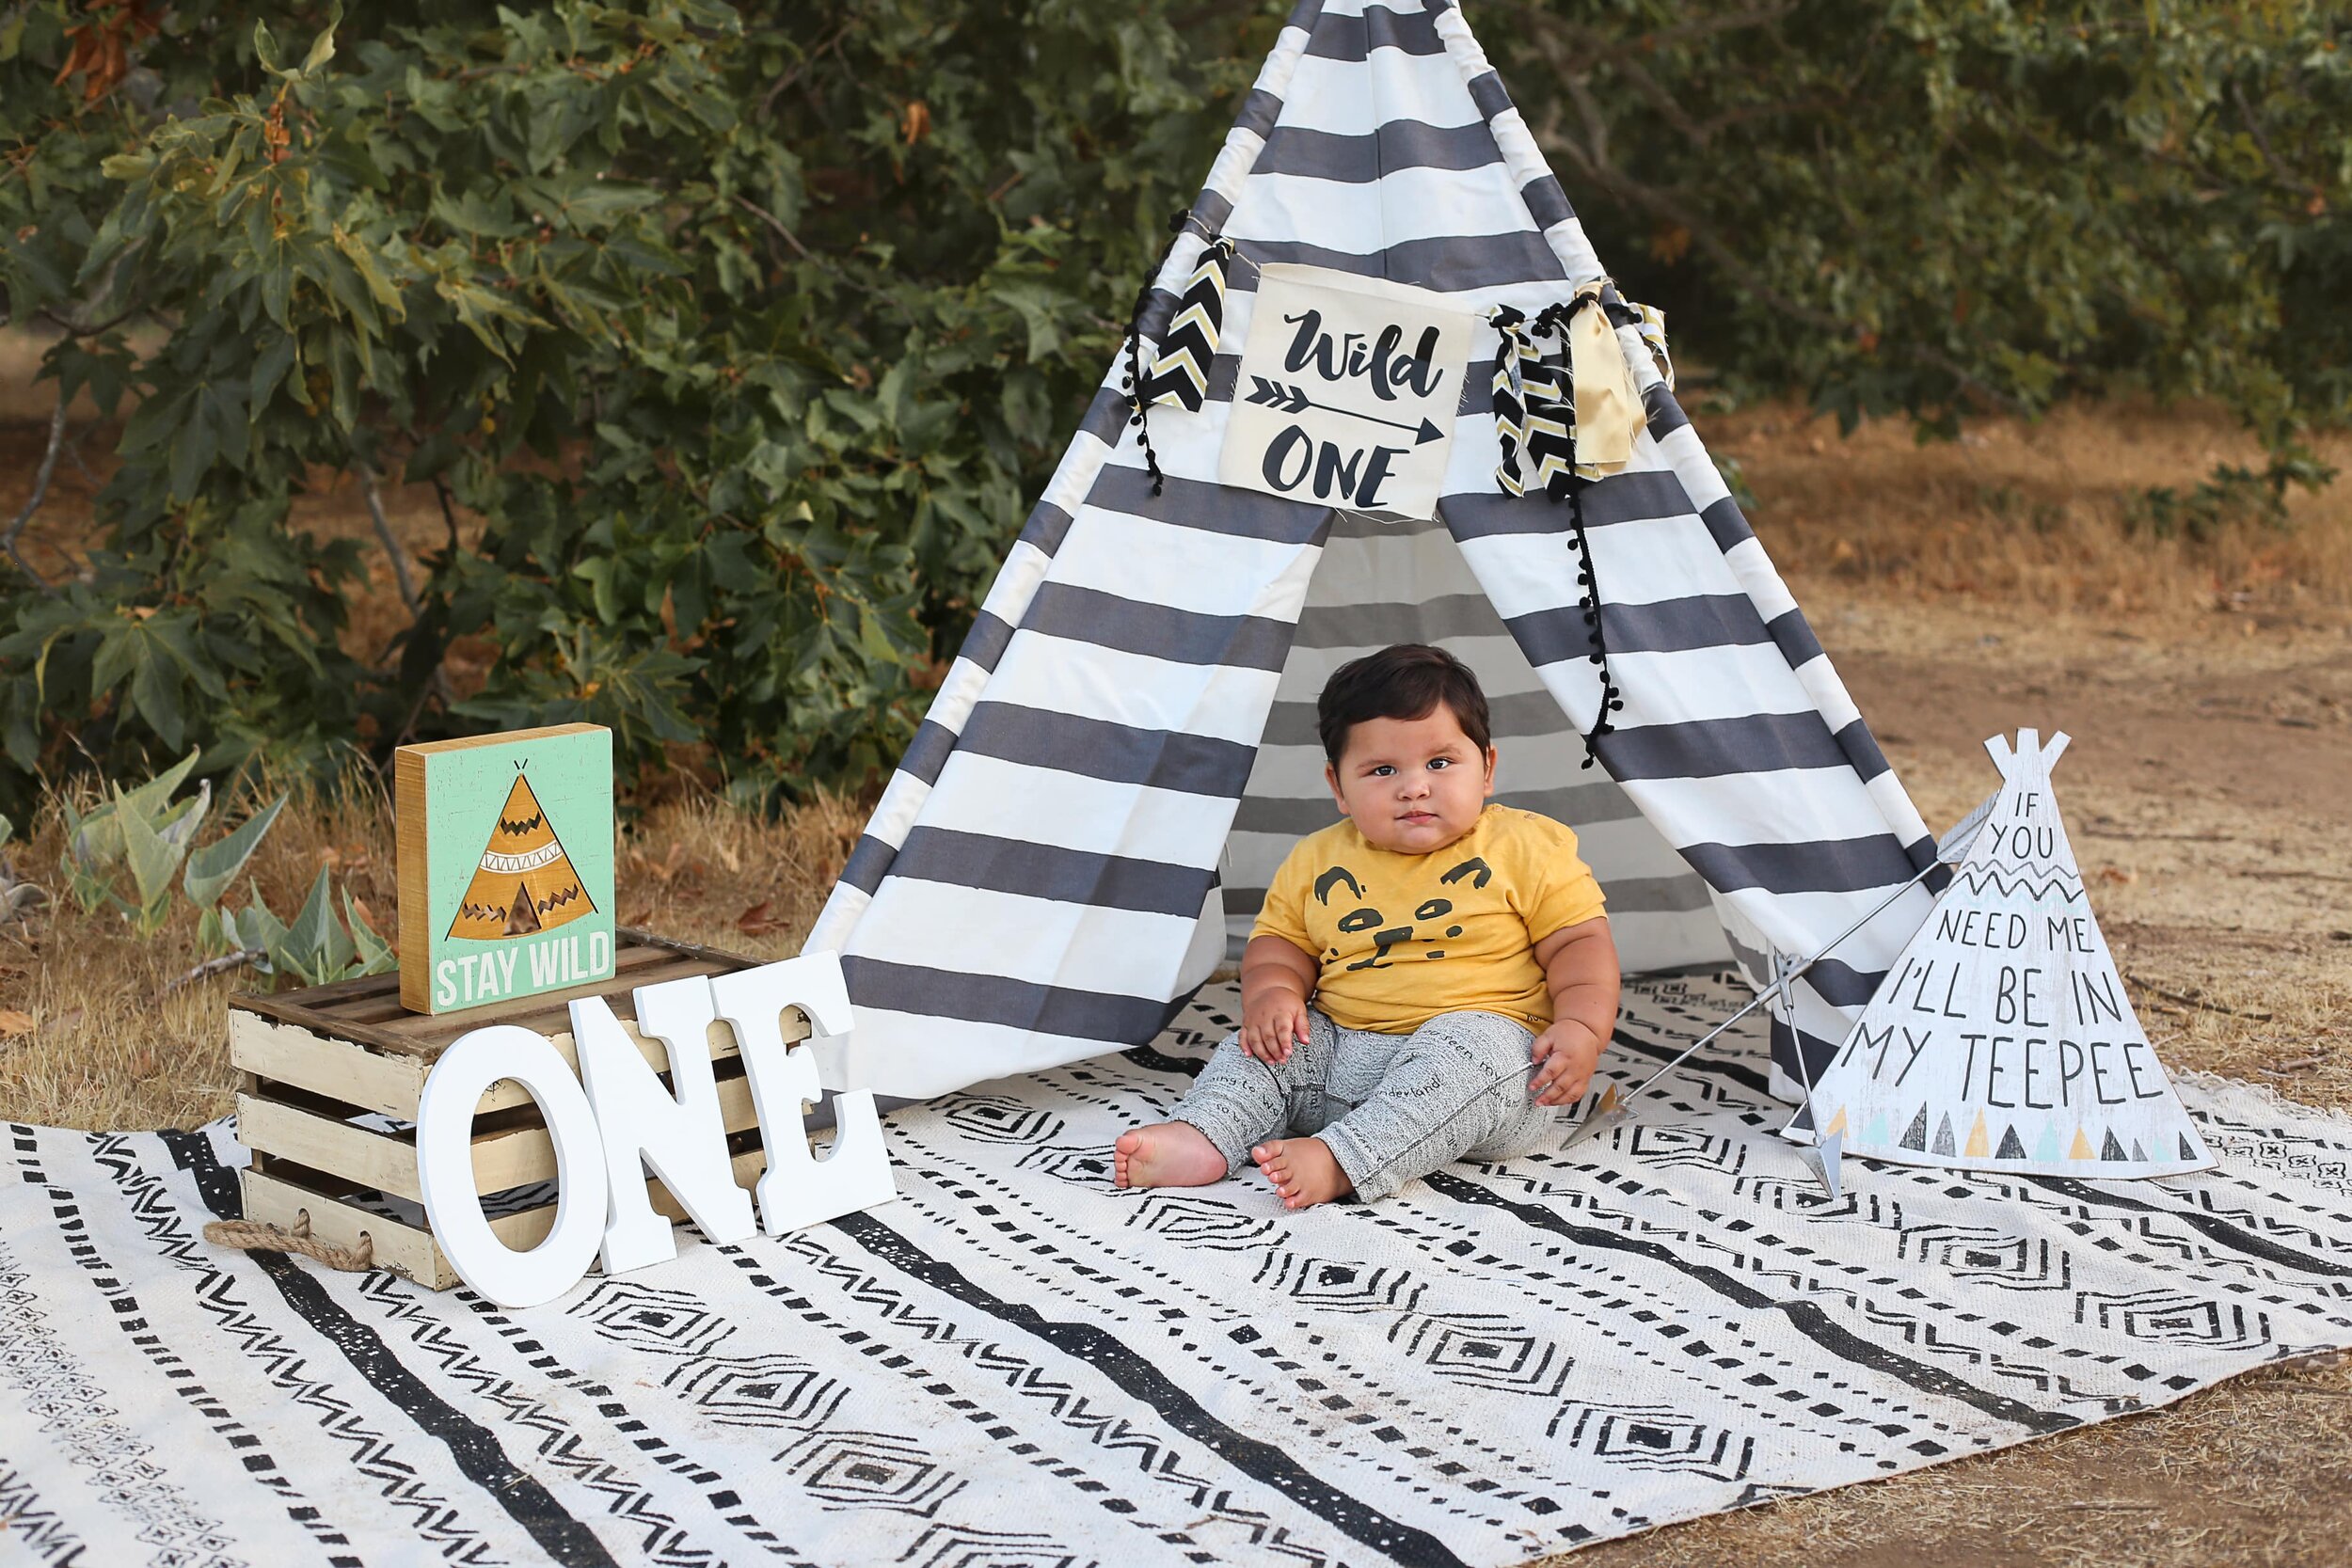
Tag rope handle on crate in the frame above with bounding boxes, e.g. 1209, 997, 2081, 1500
204, 1211, 375, 1273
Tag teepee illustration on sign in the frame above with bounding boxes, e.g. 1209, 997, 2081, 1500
1805, 730, 2214, 1178
446, 768, 596, 941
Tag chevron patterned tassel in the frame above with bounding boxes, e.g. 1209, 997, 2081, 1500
1491, 288, 1674, 500
1489, 306, 1534, 497
1139, 237, 1233, 411
1632, 300, 1675, 391
1521, 357, 1578, 501
1489, 304, 1581, 503
1486, 302, 1628, 768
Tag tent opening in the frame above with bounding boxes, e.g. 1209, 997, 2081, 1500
1217, 508, 1732, 976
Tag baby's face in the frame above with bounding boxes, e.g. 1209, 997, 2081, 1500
1325, 706, 1496, 855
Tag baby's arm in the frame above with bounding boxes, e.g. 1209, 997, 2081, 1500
1527, 918, 1621, 1106
1238, 935, 1319, 1065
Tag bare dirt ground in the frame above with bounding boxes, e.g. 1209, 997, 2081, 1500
3, 337, 2349, 1564
1563, 407, 2352, 1568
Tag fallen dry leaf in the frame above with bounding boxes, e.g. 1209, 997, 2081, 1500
736, 900, 783, 937
622, 907, 653, 928
0, 1008, 34, 1037
628, 842, 691, 887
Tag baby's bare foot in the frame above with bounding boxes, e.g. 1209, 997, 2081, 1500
1251, 1137, 1353, 1210
1114, 1121, 1229, 1189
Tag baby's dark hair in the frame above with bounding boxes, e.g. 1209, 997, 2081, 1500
1317, 643, 1492, 764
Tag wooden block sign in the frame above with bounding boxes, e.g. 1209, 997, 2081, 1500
396, 724, 616, 1014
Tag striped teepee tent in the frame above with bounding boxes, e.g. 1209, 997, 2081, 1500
804, 0, 1939, 1102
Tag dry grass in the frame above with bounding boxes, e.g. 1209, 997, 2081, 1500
1709, 398, 2352, 620
1778, 588, 2352, 1117
0, 774, 398, 1130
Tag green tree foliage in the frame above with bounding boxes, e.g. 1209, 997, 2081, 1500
1486, 1, 2352, 454
2, 2, 2345, 815
0, 0, 1262, 813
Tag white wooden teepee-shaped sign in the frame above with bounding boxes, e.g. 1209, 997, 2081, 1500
1805, 730, 2215, 1178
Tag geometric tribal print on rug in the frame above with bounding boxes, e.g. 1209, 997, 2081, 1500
5, 977, 2351, 1567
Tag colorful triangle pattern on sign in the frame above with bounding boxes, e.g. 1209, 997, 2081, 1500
446, 771, 596, 942
1804, 729, 2215, 1178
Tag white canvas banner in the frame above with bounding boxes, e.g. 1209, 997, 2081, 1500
1805, 729, 2216, 1178
1216, 263, 1475, 521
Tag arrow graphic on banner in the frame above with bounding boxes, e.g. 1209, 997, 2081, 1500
1244, 377, 1445, 445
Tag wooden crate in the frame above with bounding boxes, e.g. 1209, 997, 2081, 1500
227, 928, 799, 1289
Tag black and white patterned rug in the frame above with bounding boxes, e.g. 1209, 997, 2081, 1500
7, 975, 2352, 1567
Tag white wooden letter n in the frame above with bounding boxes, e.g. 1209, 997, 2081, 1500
573, 975, 760, 1275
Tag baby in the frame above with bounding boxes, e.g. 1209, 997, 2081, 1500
1115, 642, 1620, 1208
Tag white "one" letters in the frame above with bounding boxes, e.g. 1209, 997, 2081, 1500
416, 954, 896, 1307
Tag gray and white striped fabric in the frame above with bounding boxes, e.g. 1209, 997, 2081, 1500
804, 0, 1937, 1101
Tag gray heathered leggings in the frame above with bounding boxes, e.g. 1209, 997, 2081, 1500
1168, 1007, 1571, 1201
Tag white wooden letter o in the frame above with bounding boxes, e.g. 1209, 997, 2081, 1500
417, 1024, 610, 1309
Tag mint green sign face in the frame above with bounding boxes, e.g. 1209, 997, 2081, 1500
419, 726, 615, 1011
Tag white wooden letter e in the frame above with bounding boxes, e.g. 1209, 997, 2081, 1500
709, 954, 898, 1235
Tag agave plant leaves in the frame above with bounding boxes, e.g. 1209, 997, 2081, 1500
183, 793, 288, 910
114, 796, 183, 936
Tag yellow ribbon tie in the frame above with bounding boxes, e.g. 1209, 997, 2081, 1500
1566, 282, 1645, 476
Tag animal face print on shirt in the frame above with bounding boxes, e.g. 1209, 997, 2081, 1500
1251, 805, 1607, 1036
1311, 854, 1491, 970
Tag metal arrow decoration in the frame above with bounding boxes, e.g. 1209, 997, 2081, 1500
1244, 377, 1445, 445
1772, 948, 1844, 1200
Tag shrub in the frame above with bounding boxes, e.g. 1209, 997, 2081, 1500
1, 0, 1257, 815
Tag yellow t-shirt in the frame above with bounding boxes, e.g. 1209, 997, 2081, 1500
1249, 804, 1607, 1035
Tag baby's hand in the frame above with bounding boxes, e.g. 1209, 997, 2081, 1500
1529, 1020, 1603, 1106
1241, 992, 1311, 1065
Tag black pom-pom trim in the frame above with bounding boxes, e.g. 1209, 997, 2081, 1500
1557, 472, 1623, 769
